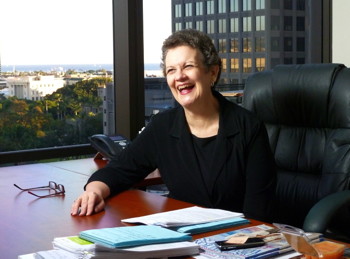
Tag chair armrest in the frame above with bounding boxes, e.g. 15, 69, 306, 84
303, 190, 350, 233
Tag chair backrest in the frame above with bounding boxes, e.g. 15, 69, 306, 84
243, 64, 350, 228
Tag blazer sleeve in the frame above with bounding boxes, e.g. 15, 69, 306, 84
86, 121, 159, 196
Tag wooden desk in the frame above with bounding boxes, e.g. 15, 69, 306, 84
0, 159, 265, 259
47, 158, 163, 187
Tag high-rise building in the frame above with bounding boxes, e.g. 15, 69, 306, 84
171, 0, 329, 86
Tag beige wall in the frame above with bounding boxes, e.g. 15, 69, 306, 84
332, 0, 350, 66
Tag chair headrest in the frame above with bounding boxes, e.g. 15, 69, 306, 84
243, 64, 350, 128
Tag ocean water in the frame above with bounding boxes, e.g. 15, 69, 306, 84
1, 63, 161, 73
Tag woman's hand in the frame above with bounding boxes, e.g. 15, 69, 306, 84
70, 181, 110, 216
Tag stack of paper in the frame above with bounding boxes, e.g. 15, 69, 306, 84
122, 206, 249, 234
79, 225, 192, 248
93, 241, 200, 259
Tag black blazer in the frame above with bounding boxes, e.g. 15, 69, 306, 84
88, 91, 276, 222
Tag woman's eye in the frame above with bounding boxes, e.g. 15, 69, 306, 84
166, 68, 175, 74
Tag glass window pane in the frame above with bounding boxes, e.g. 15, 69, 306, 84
0, 0, 113, 152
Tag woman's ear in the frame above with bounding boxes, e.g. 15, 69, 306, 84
210, 65, 220, 84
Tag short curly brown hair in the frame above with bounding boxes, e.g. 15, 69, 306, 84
160, 29, 222, 86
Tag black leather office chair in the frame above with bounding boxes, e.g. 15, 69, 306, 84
243, 64, 350, 240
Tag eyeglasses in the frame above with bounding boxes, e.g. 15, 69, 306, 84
14, 181, 65, 198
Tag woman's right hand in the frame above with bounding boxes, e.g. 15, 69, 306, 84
70, 181, 110, 216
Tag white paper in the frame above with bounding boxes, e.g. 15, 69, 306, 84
121, 206, 243, 227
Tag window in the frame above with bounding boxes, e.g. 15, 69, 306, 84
297, 17, 305, 31
243, 0, 252, 11
296, 0, 305, 10
175, 4, 182, 17
0, 0, 113, 153
284, 16, 293, 31
271, 0, 280, 9
230, 18, 239, 33
207, 20, 215, 33
196, 21, 204, 31
297, 57, 305, 64
271, 37, 280, 51
185, 3, 192, 16
230, 0, 238, 12
185, 22, 193, 29
196, 1, 203, 15
218, 19, 227, 33
284, 37, 293, 51
218, 39, 227, 53
230, 58, 240, 72
243, 58, 252, 73
256, 57, 266, 71
284, 57, 293, 64
221, 58, 227, 73
297, 37, 305, 51
207, 0, 214, 15
175, 22, 182, 31
255, 37, 266, 52
230, 38, 239, 52
256, 15, 265, 31
271, 16, 280, 30
243, 17, 252, 32
256, 0, 265, 10
243, 37, 252, 52
218, 0, 226, 13
284, 0, 293, 10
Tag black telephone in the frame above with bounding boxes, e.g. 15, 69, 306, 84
89, 134, 130, 160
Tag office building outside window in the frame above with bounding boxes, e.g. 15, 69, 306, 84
207, 0, 214, 15
243, 58, 252, 73
218, 39, 227, 53
231, 38, 239, 52
243, 0, 252, 11
230, 0, 238, 12
185, 3, 192, 16
256, 0, 265, 10
256, 15, 265, 31
207, 19, 215, 34
185, 21, 193, 29
230, 58, 239, 73
218, 19, 227, 33
222, 58, 227, 73
243, 37, 252, 52
284, 16, 293, 31
243, 16, 252, 32
196, 1, 203, 16
218, 0, 226, 13
255, 36, 266, 52
171, 0, 328, 85
256, 57, 266, 71
230, 17, 239, 33
196, 20, 204, 31
175, 4, 182, 17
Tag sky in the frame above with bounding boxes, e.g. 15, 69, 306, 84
0, 0, 171, 66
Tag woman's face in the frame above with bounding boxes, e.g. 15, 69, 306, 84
165, 45, 218, 109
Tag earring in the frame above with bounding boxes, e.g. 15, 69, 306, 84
211, 81, 215, 87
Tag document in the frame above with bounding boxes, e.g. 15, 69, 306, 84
122, 206, 244, 227
79, 225, 192, 248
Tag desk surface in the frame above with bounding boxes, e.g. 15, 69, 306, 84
0, 160, 191, 258
1, 159, 343, 259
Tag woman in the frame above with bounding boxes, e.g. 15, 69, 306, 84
71, 29, 276, 222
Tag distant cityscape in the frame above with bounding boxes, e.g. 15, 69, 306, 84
0, 63, 162, 73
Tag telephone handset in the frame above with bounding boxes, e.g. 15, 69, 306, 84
89, 134, 130, 160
